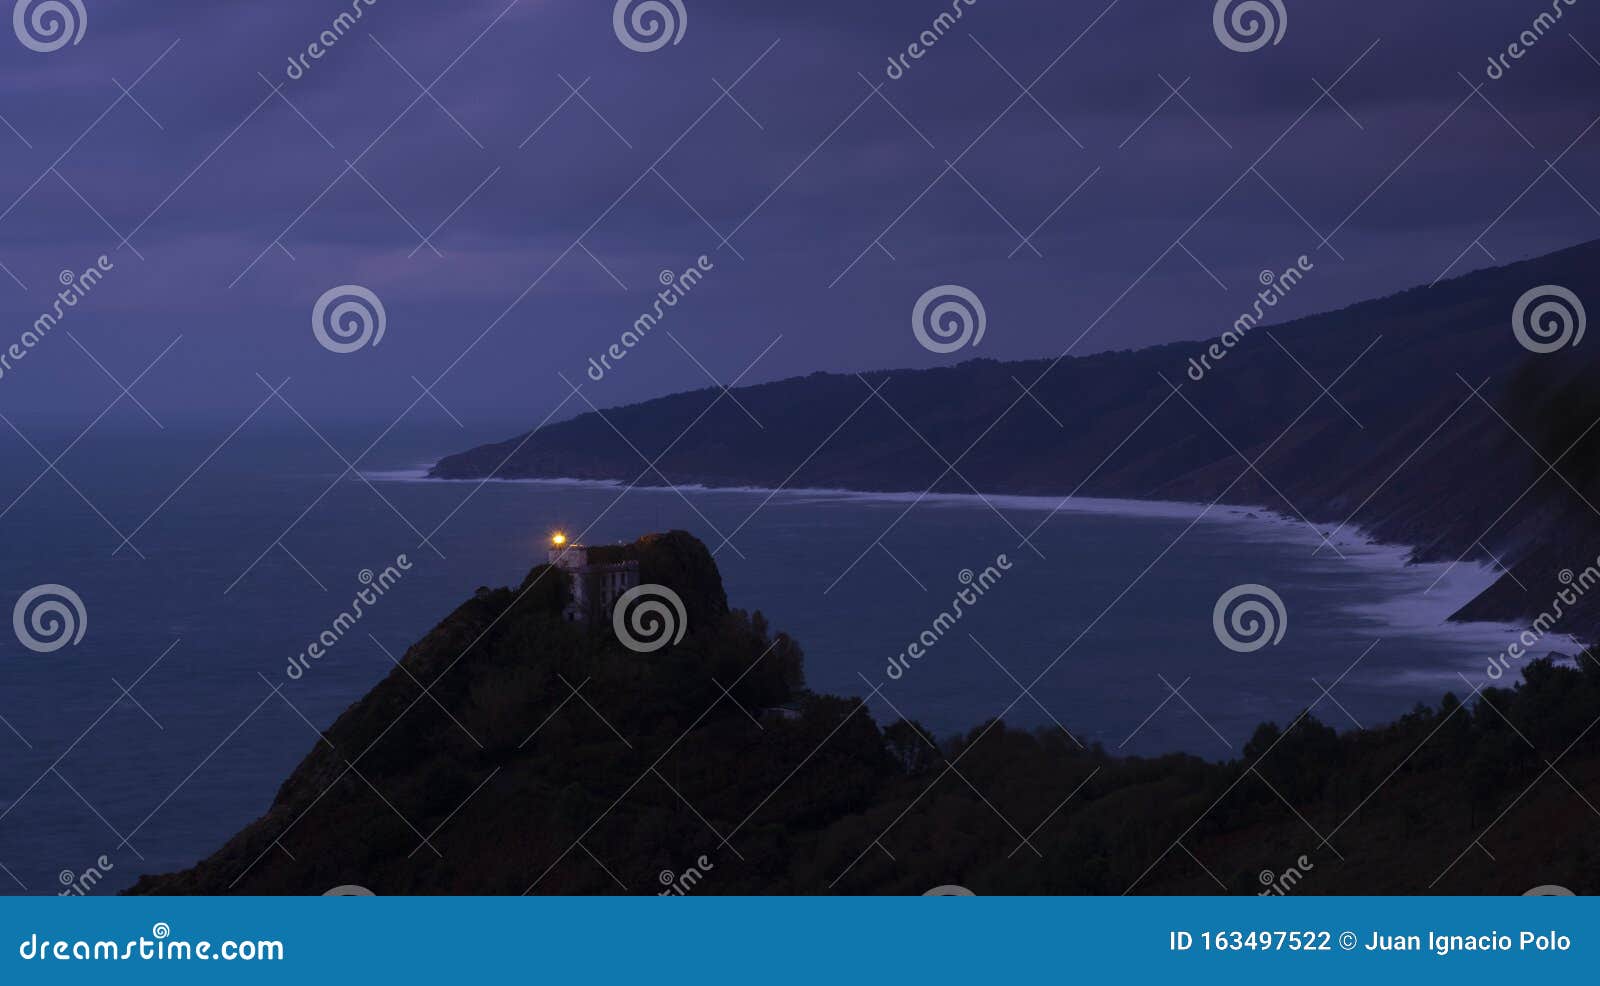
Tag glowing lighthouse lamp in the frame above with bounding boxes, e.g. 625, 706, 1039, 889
547, 531, 576, 566
545, 530, 640, 625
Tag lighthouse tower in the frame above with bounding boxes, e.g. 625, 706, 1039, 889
547, 533, 640, 624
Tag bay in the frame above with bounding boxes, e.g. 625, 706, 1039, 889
0, 421, 1573, 894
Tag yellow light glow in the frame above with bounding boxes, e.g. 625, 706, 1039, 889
551, 533, 568, 547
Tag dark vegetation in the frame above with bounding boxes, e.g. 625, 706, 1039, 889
131, 532, 1600, 896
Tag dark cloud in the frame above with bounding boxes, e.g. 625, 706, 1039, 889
1, 0, 1597, 424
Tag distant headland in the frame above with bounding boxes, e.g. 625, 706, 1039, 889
431, 240, 1600, 633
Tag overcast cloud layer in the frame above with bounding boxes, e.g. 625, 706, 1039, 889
1, 0, 1598, 427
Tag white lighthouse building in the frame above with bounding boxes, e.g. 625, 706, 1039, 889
547, 533, 640, 624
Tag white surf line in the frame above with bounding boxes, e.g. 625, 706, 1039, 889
366, 466, 1591, 666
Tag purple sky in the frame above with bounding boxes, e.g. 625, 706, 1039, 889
1, 0, 1599, 427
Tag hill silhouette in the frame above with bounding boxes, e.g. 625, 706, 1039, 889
129, 532, 1600, 895
433, 240, 1600, 629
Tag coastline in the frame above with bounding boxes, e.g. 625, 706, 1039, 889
369, 466, 1586, 676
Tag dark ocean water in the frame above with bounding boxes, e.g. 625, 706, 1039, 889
0, 420, 1573, 895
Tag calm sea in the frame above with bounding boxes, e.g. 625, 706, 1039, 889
0, 420, 1572, 894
